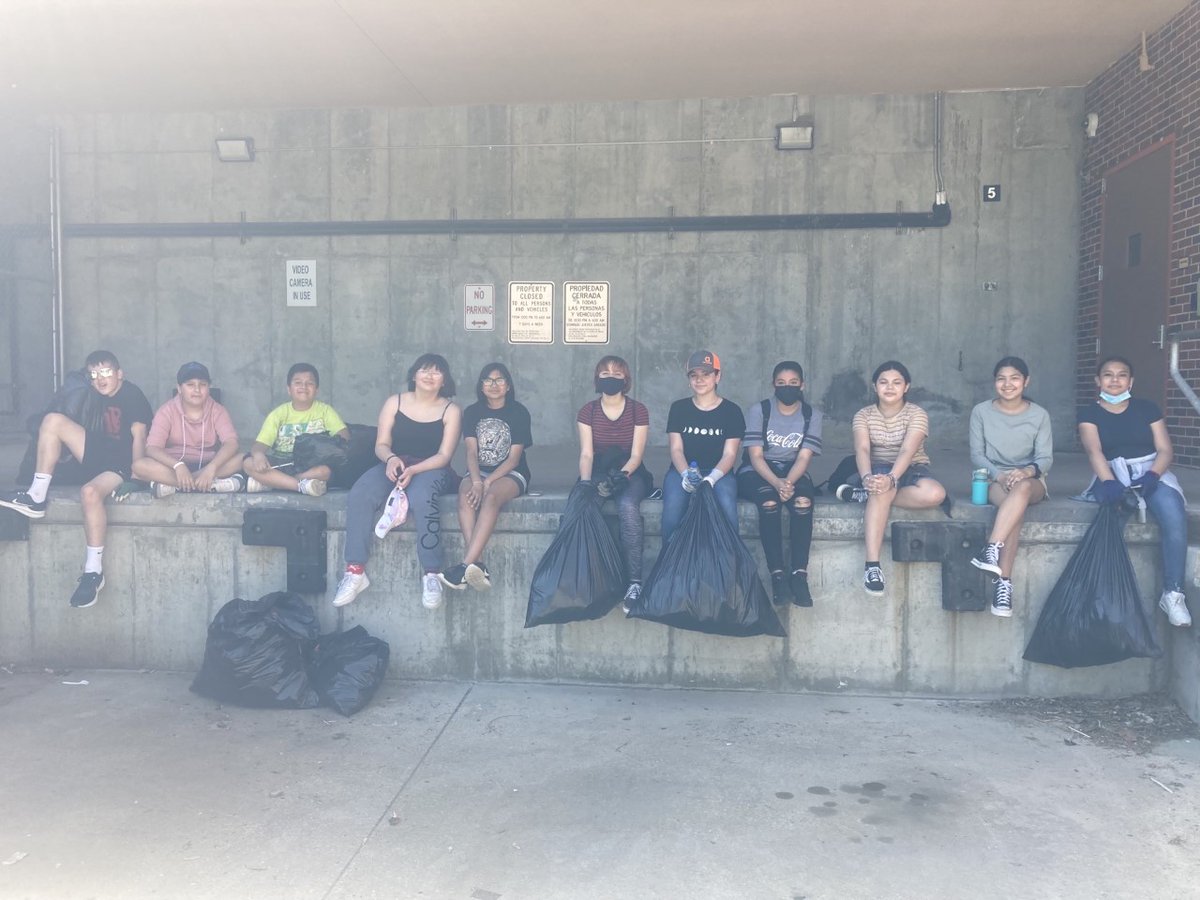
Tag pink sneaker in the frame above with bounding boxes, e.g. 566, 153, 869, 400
374, 484, 410, 537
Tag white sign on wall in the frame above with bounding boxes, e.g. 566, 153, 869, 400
508, 282, 554, 344
563, 282, 610, 344
286, 260, 317, 307
464, 284, 495, 331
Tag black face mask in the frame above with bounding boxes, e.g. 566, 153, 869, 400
597, 377, 624, 396
774, 385, 802, 406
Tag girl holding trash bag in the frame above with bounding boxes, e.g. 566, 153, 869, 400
736, 360, 823, 607
968, 356, 1053, 618
849, 360, 947, 596
661, 350, 746, 544
576, 355, 652, 609
1078, 355, 1191, 628
439, 362, 533, 593
333, 353, 462, 612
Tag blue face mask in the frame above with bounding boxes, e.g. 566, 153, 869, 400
1099, 391, 1131, 404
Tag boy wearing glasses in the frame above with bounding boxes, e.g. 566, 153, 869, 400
0, 350, 152, 608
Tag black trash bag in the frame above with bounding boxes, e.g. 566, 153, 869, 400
293, 432, 350, 473
309, 626, 391, 716
190, 592, 321, 708
630, 482, 785, 638
525, 481, 627, 627
1023, 503, 1161, 668
330, 424, 380, 490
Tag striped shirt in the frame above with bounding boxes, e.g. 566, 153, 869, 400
577, 398, 650, 454
852, 403, 931, 466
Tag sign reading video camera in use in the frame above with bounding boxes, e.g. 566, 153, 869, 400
507, 282, 554, 344
463, 284, 495, 331
563, 282, 610, 344
286, 260, 317, 307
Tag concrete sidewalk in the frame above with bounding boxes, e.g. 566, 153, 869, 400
2, 671, 1199, 899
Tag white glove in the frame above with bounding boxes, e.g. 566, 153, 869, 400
702, 469, 724, 487
681, 471, 697, 493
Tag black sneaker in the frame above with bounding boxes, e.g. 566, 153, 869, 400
991, 577, 1013, 618
836, 484, 868, 503
770, 571, 794, 605
0, 490, 47, 519
465, 562, 492, 591
970, 541, 1004, 576
790, 570, 813, 607
438, 563, 468, 591
863, 565, 885, 596
70, 572, 105, 608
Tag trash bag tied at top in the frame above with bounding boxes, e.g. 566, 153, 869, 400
1023, 503, 1161, 669
629, 481, 785, 638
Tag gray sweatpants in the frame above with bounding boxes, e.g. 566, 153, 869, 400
343, 463, 457, 572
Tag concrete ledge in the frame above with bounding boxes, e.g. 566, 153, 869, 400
0, 489, 1180, 699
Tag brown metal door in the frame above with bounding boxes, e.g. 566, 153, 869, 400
1099, 140, 1173, 408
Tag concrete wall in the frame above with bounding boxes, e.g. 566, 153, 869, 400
40, 89, 1083, 450
0, 492, 1170, 698
0, 114, 54, 427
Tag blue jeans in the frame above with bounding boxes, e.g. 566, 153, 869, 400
660, 468, 738, 545
1147, 485, 1187, 593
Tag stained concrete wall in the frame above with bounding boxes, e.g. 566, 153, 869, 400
40, 89, 1083, 449
0, 492, 1169, 697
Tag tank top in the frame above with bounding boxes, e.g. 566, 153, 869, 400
390, 398, 449, 461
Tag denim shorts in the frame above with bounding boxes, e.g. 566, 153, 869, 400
870, 462, 934, 489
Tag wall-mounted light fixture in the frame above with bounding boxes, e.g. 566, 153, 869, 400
776, 115, 814, 151
215, 137, 255, 162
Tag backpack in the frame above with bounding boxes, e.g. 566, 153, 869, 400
816, 454, 859, 496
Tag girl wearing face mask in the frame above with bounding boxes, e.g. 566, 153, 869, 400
1078, 355, 1191, 628
968, 356, 1052, 618
849, 360, 947, 597
577, 355, 652, 609
736, 361, 823, 608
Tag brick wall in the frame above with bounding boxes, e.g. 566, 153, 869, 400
1078, 0, 1200, 463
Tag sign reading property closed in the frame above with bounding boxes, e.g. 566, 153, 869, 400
563, 282, 609, 344
508, 282, 554, 343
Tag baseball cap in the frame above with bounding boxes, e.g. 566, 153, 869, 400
176, 361, 212, 384
686, 350, 720, 373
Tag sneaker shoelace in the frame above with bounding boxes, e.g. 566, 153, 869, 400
994, 579, 1013, 609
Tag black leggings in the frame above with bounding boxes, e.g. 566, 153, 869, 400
737, 468, 814, 573
593, 447, 653, 581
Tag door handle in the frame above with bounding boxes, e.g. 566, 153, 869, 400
1153, 324, 1165, 349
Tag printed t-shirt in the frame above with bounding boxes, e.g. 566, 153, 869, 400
852, 403, 931, 466
147, 395, 239, 467
462, 399, 533, 481
254, 400, 347, 459
666, 397, 746, 472
1077, 397, 1162, 460
86, 381, 153, 460
576, 398, 650, 455
738, 398, 823, 474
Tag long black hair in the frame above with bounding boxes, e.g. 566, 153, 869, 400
871, 360, 911, 407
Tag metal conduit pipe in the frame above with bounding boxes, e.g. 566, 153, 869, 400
1167, 326, 1200, 416
62, 205, 952, 240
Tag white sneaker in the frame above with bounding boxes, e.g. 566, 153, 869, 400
422, 573, 443, 610
1159, 590, 1192, 627
333, 570, 370, 607
298, 478, 327, 497
210, 475, 242, 493
374, 484, 410, 537
245, 476, 270, 493
150, 481, 176, 499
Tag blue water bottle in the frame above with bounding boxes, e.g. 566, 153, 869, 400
685, 461, 703, 488
971, 469, 990, 505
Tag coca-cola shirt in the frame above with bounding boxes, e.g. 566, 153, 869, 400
738, 399, 823, 473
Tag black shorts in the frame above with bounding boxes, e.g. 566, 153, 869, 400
737, 461, 815, 506
81, 434, 133, 481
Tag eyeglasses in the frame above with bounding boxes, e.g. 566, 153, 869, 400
89, 368, 116, 379
482, 377, 508, 387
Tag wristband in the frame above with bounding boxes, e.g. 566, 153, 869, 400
887, 473, 898, 489
386, 454, 399, 463
172, 461, 185, 469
